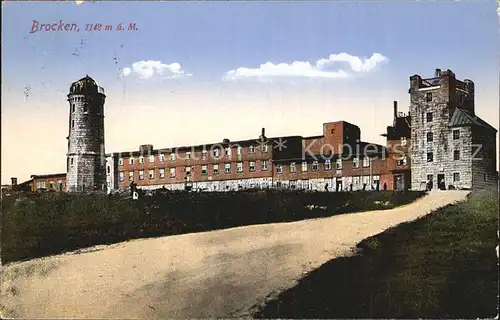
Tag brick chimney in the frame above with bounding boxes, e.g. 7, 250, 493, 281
11, 177, 17, 186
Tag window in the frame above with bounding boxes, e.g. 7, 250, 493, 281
71, 120, 75, 128
290, 162, 296, 173
129, 171, 134, 181
224, 163, 231, 174
129, 158, 135, 165
426, 92, 433, 102
149, 169, 155, 179
185, 152, 191, 159
83, 104, 88, 113
237, 146, 243, 155
427, 174, 433, 182
201, 165, 208, 175
71, 104, 75, 113
325, 160, 332, 170
159, 154, 165, 162
427, 132, 434, 142
201, 150, 208, 160
453, 129, 460, 140
169, 153, 176, 161
249, 161, 256, 172
262, 160, 269, 171
484, 173, 487, 182
397, 156, 408, 166
139, 170, 145, 180
237, 162, 243, 173
301, 162, 308, 172
107, 166, 111, 174
213, 164, 219, 175
224, 147, 231, 157
213, 148, 220, 158
262, 144, 268, 153
249, 145, 255, 153
149, 155, 155, 163
169, 168, 176, 178
400, 137, 407, 146
185, 166, 191, 175
312, 161, 319, 171
426, 112, 433, 122
49, 181, 54, 190
453, 173, 460, 182
362, 157, 370, 167
70, 157, 74, 165
453, 150, 460, 160
159, 168, 165, 179
139, 157, 144, 164
118, 158, 124, 166
276, 164, 283, 174
119, 172, 125, 181
427, 152, 433, 162
352, 157, 359, 168
336, 159, 343, 169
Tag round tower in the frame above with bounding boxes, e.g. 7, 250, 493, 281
66, 75, 106, 192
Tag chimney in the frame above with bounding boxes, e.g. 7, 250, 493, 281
393, 101, 398, 119
261, 128, 265, 136
11, 177, 17, 186
435, 68, 442, 77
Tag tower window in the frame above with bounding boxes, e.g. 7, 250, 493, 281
83, 104, 88, 113
426, 112, 433, 123
71, 104, 75, 113
426, 92, 433, 102
71, 120, 75, 128
453, 129, 460, 140
427, 132, 434, 142
453, 150, 460, 160
427, 152, 434, 162
70, 157, 74, 165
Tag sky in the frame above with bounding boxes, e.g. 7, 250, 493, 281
1, 0, 499, 184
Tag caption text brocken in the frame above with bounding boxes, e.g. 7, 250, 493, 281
29, 20, 138, 33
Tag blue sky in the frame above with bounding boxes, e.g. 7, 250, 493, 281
2, 1, 499, 183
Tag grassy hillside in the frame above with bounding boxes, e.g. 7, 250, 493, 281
254, 190, 498, 319
1, 190, 424, 264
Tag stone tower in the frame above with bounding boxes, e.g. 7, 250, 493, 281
66, 75, 106, 192
408, 69, 497, 191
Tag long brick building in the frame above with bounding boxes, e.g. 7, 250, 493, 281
11, 69, 498, 193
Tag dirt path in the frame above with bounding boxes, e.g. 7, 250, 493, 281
0, 191, 469, 319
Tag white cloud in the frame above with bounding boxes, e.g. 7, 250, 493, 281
316, 53, 388, 73
224, 53, 388, 81
121, 60, 192, 79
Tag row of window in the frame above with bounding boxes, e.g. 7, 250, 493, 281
117, 158, 377, 181
118, 153, 373, 169
424, 129, 460, 143
118, 145, 270, 166
426, 150, 461, 162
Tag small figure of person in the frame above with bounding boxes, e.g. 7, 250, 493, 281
383, 182, 387, 191
362, 183, 367, 191
324, 183, 329, 192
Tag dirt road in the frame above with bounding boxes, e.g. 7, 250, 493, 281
0, 191, 469, 319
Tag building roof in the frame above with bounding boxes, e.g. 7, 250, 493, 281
30, 173, 66, 179
449, 108, 497, 132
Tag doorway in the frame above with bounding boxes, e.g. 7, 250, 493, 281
336, 179, 343, 192
437, 174, 445, 190
394, 175, 405, 191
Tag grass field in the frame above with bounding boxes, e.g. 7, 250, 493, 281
1, 189, 424, 265
253, 190, 499, 319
